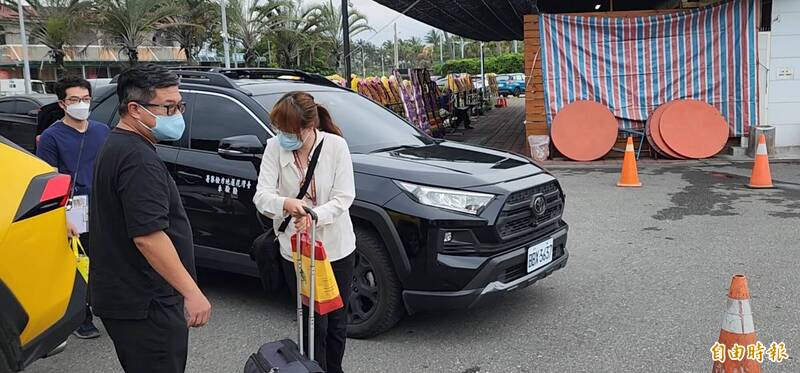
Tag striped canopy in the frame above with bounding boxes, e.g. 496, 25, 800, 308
539, 0, 759, 136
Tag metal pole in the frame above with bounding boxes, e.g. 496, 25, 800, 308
439, 35, 443, 65
361, 44, 365, 77
81, 65, 86, 78
341, 0, 352, 80
381, 49, 385, 76
16, 0, 31, 94
220, 0, 231, 68
480, 42, 485, 98
393, 23, 399, 69
460, 37, 465, 59
513, 40, 518, 53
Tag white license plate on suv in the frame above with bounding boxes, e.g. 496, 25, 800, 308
527, 238, 553, 273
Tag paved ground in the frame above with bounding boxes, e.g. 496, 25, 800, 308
445, 96, 527, 156
31, 160, 800, 373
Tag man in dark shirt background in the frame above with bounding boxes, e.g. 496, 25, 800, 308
36, 76, 109, 339
90, 63, 211, 373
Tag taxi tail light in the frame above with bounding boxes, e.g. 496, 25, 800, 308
14, 173, 71, 222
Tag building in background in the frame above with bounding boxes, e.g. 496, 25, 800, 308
0, 5, 188, 82
764, 0, 800, 155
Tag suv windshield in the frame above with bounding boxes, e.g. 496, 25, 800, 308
254, 90, 435, 154
497, 75, 511, 81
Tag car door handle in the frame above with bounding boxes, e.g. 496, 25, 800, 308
177, 171, 204, 184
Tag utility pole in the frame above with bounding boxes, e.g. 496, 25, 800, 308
393, 23, 399, 69
479, 42, 485, 98
220, 0, 231, 68
361, 44, 366, 77
341, 0, 352, 80
439, 35, 443, 65
16, 0, 31, 94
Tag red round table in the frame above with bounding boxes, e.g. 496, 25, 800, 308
551, 100, 618, 162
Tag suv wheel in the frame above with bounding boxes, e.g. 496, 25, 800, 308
513, 87, 521, 97
347, 226, 404, 338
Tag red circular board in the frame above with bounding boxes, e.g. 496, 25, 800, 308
646, 102, 686, 159
551, 100, 618, 162
659, 100, 729, 159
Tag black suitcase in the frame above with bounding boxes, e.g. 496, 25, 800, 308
244, 207, 324, 373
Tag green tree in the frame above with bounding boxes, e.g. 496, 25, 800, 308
424, 29, 443, 64
305, 0, 371, 73
156, 0, 218, 64
95, 0, 179, 65
226, 0, 286, 67
264, 0, 316, 68
17, 0, 93, 76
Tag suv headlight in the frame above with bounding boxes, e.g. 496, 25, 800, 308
397, 181, 494, 215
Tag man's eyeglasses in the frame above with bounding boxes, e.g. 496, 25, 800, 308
64, 96, 91, 105
138, 102, 187, 116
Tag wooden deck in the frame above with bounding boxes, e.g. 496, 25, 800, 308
444, 96, 528, 156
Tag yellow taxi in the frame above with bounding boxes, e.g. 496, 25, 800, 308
0, 136, 86, 371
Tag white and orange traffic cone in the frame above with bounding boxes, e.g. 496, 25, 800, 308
747, 134, 773, 188
711, 275, 761, 373
617, 137, 641, 187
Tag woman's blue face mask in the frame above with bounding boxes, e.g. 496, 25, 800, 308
278, 129, 312, 151
278, 132, 303, 150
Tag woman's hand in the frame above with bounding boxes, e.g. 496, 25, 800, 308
294, 215, 311, 232
283, 198, 307, 218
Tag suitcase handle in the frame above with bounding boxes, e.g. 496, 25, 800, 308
295, 206, 318, 361
302, 206, 318, 221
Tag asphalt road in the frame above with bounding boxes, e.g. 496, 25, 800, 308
30, 160, 800, 373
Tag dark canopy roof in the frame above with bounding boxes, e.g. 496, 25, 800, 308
372, 0, 676, 41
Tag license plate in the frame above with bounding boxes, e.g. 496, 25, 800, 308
527, 238, 553, 273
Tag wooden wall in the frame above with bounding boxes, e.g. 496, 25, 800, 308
523, 10, 684, 159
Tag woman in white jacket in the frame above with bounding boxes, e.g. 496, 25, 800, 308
253, 91, 356, 373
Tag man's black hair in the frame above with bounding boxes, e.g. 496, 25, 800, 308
55, 76, 92, 101
116, 63, 180, 115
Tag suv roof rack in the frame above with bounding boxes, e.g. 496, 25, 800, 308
109, 67, 343, 92
172, 67, 344, 90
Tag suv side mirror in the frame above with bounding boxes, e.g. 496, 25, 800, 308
218, 135, 264, 160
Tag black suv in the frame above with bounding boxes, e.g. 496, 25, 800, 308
89, 68, 569, 338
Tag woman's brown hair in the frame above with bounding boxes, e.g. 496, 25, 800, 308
269, 91, 342, 136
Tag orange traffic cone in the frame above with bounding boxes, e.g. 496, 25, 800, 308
747, 134, 773, 188
711, 275, 761, 373
617, 137, 641, 187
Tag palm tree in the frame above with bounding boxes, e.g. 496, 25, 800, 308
305, 0, 371, 72
267, 0, 315, 68
156, 0, 217, 64
95, 0, 180, 65
18, 0, 93, 76
226, 0, 285, 66
424, 29, 442, 64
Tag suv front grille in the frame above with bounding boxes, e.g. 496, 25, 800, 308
496, 181, 563, 241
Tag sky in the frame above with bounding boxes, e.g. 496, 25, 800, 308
314, 0, 436, 44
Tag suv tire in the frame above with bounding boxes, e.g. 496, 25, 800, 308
513, 87, 522, 97
347, 226, 405, 338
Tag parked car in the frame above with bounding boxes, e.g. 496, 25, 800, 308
87, 78, 113, 91
89, 68, 569, 338
0, 136, 86, 371
0, 95, 59, 152
0, 80, 47, 97
497, 73, 526, 97
435, 77, 448, 90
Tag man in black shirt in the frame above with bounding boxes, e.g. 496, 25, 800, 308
90, 63, 211, 373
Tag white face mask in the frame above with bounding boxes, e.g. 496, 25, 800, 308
65, 101, 90, 121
